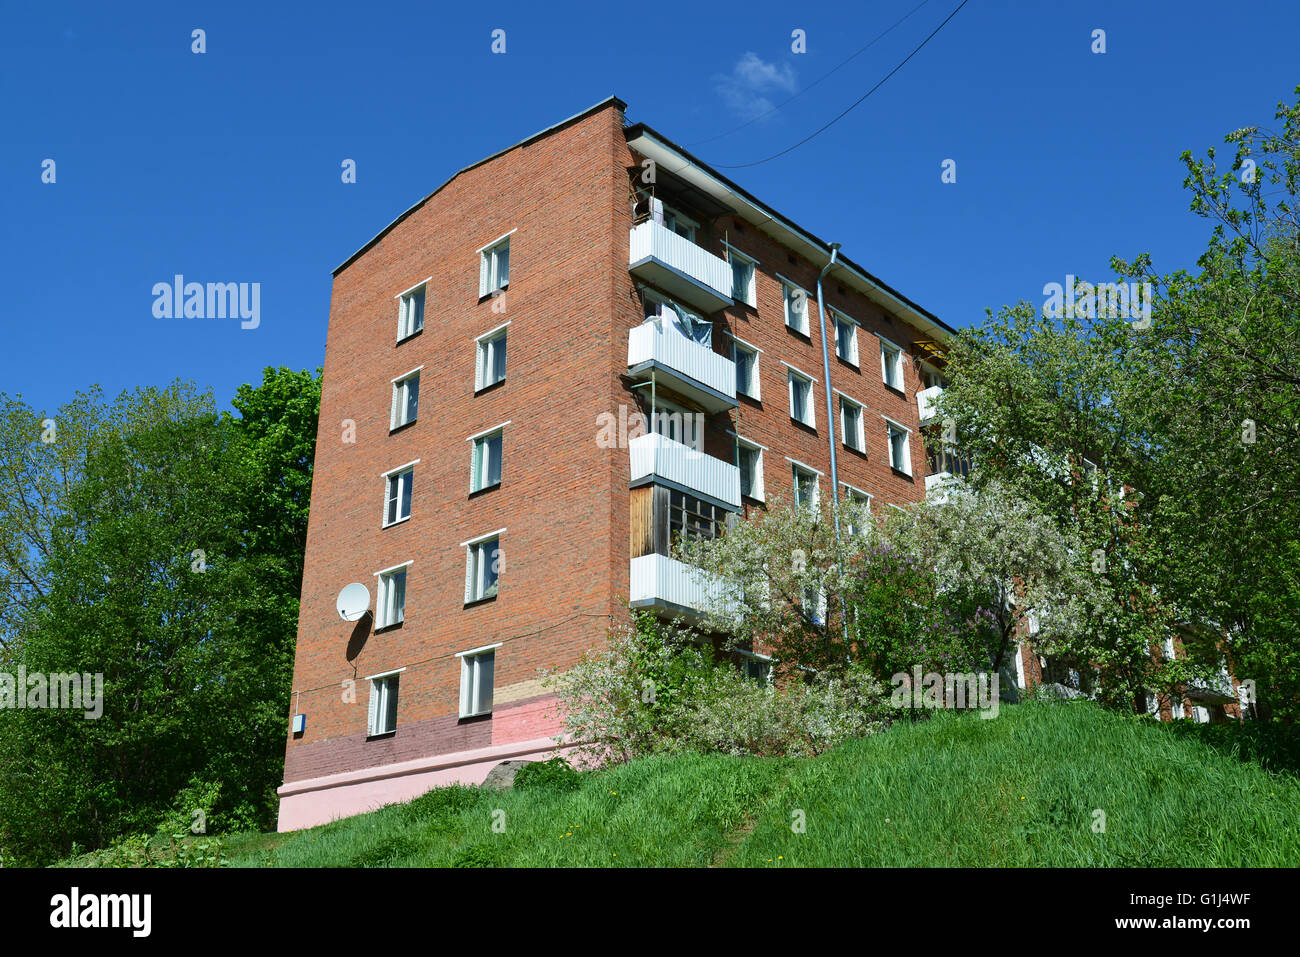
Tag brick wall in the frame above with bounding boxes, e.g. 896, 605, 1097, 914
283, 101, 945, 787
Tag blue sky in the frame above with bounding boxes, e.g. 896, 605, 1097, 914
4, 0, 1297, 416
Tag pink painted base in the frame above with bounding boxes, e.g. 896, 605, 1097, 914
276, 736, 573, 832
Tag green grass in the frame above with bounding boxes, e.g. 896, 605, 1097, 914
214, 700, 1300, 867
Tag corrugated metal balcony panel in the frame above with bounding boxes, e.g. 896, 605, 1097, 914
917, 384, 943, 425
628, 220, 734, 314
628, 432, 741, 510
626, 322, 737, 412
628, 553, 741, 619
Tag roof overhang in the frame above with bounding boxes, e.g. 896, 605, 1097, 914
625, 124, 956, 346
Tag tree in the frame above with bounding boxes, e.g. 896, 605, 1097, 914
935, 88, 1300, 718
0, 369, 321, 864
0, 383, 214, 650
885, 480, 1111, 685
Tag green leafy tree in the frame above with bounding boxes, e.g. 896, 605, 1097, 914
0, 369, 320, 864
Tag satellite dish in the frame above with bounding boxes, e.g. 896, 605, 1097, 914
336, 582, 371, 622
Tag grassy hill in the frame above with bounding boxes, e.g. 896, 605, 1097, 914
69, 699, 1300, 867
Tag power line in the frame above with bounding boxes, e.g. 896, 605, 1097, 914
688, 0, 934, 148
707, 0, 971, 170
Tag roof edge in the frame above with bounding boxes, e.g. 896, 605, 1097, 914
623, 121, 956, 341
331, 95, 627, 276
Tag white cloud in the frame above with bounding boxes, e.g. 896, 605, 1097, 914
713, 52, 798, 121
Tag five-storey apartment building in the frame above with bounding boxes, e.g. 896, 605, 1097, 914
278, 97, 959, 830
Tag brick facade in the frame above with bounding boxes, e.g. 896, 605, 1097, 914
278, 97, 956, 829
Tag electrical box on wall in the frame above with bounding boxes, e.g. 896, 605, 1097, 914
291, 713, 306, 734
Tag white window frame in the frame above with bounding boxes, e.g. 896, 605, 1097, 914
833, 309, 859, 366
787, 459, 822, 509
649, 398, 702, 449
781, 278, 810, 336
880, 336, 905, 390
737, 649, 774, 687
457, 643, 501, 718
366, 668, 405, 736
462, 529, 505, 603
660, 203, 698, 242
783, 362, 816, 428
390, 366, 423, 430
837, 391, 865, 452
802, 585, 828, 626
733, 433, 766, 502
478, 231, 513, 297
475, 322, 509, 391
884, 417, 912, 475
394, 278, 430, 341
841, 482, 872, 536
467, 422, 509, 492
381, 460, 418, 527
730, 335, 761, 401
724, 243, 758, 307
373, 561, 412, 629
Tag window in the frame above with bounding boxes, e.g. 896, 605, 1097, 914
802, 587, 827, 626
470, 429, 504, 492
391, 369, 420, 429
384, 466, 414, 526
834, 312, 859, 365
464, 534, 501, 603
880, 338, 905, 390
731, 339, 760, 400
668, 490, 726, 545
735, 437, 764, 501
397, 285, 425, 341
662, 204, 697, 242
476, 325, 508, 390
787, 368, 815, 427
727, 246, 756, 306
783, 282, 809, 335
886, 421, 911, 474
740, 652, 773, 686
367, 673, 400, 736
792, 464, 819, 509
922, 365, 947, 390
459, 647, 496, 718
842, 485, 872, 536
375, 565, 408, 628
479, 236, 510, 297
650, 401, 702, 449
840, 396, 865, 452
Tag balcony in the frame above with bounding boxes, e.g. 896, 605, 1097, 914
628, 220, 734, 314
627, 322, 737, 413
1185, 671, 1237, 705
917, 384, 944, 426
925, 447, 972, 504
629, 432, 741, 510
629, 553, 740, 619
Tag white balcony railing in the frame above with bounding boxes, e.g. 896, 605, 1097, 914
628, 220, 734, 313
917, 384, 943, 426
629, 432, 741, 509
629, 553, 740, 618
1186, 670, 1237, 705
627, 322, 737, 411
925, 471, 957, 504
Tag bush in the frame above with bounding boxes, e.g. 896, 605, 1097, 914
512, 757, 581, 793
545, 611, 895, 763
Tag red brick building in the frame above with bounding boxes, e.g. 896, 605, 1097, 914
276, 96, 965, 830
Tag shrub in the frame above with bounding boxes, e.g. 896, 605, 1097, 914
545, 611, 895, 763
512, 757, 581, 793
